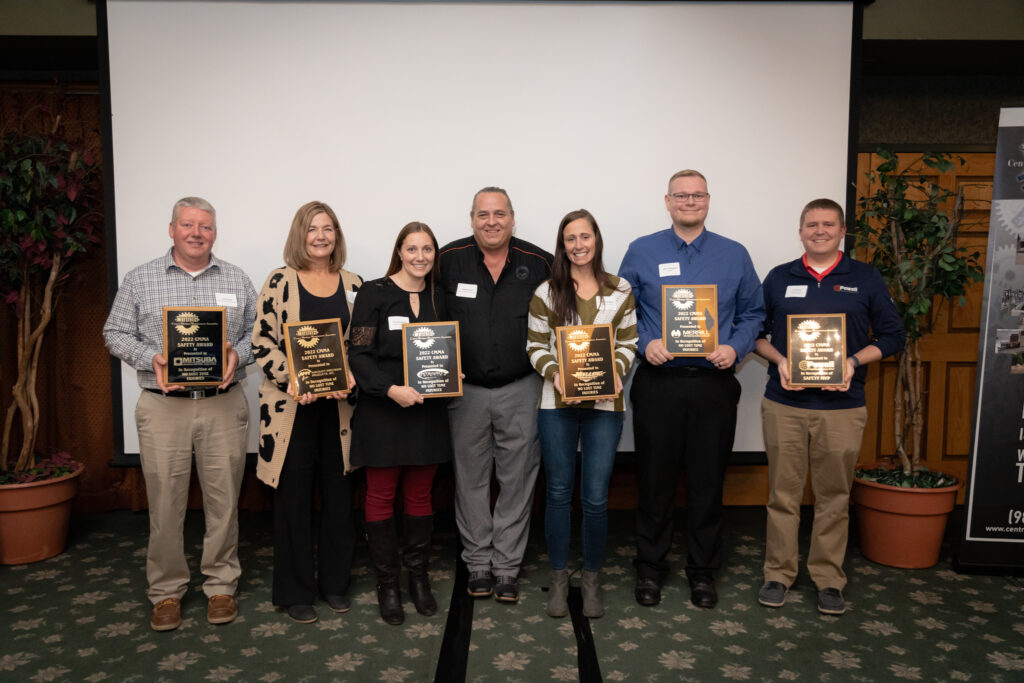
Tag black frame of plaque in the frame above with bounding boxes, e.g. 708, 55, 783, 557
402, 321, 463, 398
661, 284, 719, 357
162, 306, 226, 387
555, 323, 618, 401
787, 313, 847, 388
283, 318, 350, 399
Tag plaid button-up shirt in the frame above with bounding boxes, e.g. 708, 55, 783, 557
103, 248, 257, 389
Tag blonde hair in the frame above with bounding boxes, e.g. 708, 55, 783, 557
283, 201, 347, 271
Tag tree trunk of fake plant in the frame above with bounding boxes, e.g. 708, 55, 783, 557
893, 340, 924, 476
1, 251, 61, 472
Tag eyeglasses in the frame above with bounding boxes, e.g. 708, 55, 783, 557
669, 192, 709, 203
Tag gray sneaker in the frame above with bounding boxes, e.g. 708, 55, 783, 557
758, 581, 788, 608
817, 587, 846, 615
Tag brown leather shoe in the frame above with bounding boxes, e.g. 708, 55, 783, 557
150, 598, 182, 631
207, 594, 238, 625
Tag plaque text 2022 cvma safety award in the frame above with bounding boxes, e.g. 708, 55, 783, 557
662, 284, 718, 356
787, 313, 846, 387
402, 321, 463, 398
556, 323, 618, 401
283, 318, 350, 398
162, 306, 226, 386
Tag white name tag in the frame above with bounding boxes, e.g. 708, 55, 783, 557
388, 316, 409, 331
347, 290, 358, 304
659, 262, 681, 277
456, 283, 478, 298
215, 293, 237, 307
785, 285, 808, 298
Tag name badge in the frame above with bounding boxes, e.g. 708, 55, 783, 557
346, 290, 358, 304
659, 262, 681, 277
785, 285, 808, 298
215, 293, 238, 307
456, 283, 478, 298
388, 316, 410, 331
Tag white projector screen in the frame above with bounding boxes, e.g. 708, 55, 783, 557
105, 0, 854, 457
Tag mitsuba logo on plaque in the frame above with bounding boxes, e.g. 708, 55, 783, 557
661, 285, 718, 356
787, 313, 846, 387
162, 306, 226, 386
402, 321, 463, 398
556, 323, 617, 401
283, 318, 349, 398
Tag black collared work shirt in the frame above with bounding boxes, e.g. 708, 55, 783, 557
439, 235, 553, 388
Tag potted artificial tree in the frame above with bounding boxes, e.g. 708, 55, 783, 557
0, 102, 103, 564
850, 149, 984, 568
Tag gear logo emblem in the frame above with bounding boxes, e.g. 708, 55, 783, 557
670, 288, 696, 311
566, 329, 591, 352
412, 327, 436, 349
295, 325, 320, 349
173, 312, 200, 335
796, 319, 821, 342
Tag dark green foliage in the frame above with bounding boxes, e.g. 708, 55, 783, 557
853, 149, 984, 342
854, 465, 957, 489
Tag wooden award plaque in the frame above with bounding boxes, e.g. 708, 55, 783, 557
162, 306, 227, 386
556, 323, 618, 401
283, 318, 350, 398
662, 284, 718, 356
402, 321, 463, 398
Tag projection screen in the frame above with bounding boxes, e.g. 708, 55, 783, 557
104, 0, 854, 458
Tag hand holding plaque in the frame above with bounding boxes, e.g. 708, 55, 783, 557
787, 314, 847, 387
284, 319, 350, 398
402, 321, 463, 398
556, 324, 618, 401
662, 285, 718, 356
162, 306, 227, 386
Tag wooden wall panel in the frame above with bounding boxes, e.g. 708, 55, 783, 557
855, 152, 991, 504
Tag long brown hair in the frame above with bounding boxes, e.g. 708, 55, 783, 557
386, 221, 441, 318
548, 209, 617, 326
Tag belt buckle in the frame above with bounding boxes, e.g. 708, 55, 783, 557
189, 389, 205, 400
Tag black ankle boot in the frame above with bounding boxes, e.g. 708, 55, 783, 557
365, 518, 404, 625
403, 514, 436, 616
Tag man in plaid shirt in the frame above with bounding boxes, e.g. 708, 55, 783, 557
103, 196, 256, 632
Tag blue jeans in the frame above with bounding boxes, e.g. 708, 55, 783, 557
537, 408, 624, 572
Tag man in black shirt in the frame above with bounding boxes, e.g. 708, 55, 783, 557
440, 187, 553, 603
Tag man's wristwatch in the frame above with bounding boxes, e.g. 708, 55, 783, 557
850, 356, 861, 369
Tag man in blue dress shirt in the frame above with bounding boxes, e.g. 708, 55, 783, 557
619, 170, 764, 609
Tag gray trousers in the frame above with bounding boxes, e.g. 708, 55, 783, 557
448, 373, 542, 576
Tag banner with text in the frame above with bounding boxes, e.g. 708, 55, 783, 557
959, 106, 1024, 574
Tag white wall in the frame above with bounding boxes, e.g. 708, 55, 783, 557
106, 1, 853, 454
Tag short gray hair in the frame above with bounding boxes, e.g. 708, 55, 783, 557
171, 196, 217, 228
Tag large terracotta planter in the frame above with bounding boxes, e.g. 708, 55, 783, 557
0, 466, 83, 565
851, 470, 962, 569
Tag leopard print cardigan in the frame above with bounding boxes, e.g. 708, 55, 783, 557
251, 266, 362, 488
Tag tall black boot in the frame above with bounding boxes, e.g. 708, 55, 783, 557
365, 518, 404, 625
403, 514, 437, 616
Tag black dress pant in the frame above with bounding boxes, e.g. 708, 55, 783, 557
272, 399, 354, 605
630, 362, 741, 582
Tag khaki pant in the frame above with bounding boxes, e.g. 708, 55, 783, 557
761, 398, 867, 590
135, 388, 249, 603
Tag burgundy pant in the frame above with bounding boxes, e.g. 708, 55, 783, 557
364, 464, 438, 522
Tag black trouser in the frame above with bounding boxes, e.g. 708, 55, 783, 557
630, 362, 740, 583
272, 399, 354, 606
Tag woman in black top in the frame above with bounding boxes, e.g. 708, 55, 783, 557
251, 201, 361, 624
348, 222, 452, 625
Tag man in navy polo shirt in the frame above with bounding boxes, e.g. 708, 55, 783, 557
754, 198, 905, 616
619, 169, 764, 609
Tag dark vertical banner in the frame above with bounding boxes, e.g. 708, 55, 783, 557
958, 106, 1024, 574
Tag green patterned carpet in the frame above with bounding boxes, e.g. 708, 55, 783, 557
2, 507, 1023, 682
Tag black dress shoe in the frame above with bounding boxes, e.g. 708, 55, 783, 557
634, 578, 661, 606
689, 574, 717, 608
